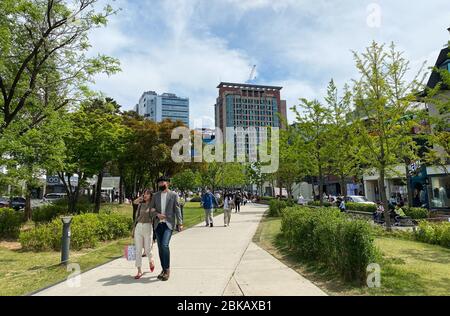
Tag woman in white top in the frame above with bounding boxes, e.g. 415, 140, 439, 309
223, 194, 233, 227
132, 189, 155, 279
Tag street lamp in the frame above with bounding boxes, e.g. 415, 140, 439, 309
61, 216, 73, 265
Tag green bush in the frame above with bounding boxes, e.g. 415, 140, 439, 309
33, 199, 95, 223
20, 213, 133, 252
346, 202, 377, 213
307, 201, 332, 207
0, 208, 23, 238
32, 204, 68, 223
189, 197, 201, 202
404, 207, 429, 220
281, 206, 378, 284
268, 199, 295, 217
415, 221, 450, 248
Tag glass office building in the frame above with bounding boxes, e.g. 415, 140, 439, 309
136, 91, 190, 127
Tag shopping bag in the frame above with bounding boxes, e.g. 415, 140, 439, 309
124, 245, 136, 261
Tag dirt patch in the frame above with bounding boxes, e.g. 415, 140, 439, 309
0, 240, 22, 251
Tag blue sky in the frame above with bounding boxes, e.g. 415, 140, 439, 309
89, 0, 450, 126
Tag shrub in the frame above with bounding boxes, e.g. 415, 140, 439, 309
307, 201, 332, 207
346, 203, 377, 213
189, 197, 201, 202
32, 204, 68, 223
0, 208, 23, 238
33, 199, 95, 223
404, 207, 429, 220
268, 199, 295, 217
415, 221, 450, 248
20, 213, 133, 252
281, 206, 378, 284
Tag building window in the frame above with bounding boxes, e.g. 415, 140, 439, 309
430, 176, 450, 208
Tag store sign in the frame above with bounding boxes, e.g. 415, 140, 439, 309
47, 176, 61, 185
408, 160, 421, 175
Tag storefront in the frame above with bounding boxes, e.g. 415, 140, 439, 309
363, 165, 408, 204
427, 166, 450, 211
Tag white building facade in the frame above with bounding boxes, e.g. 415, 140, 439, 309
136, 91, 190, 127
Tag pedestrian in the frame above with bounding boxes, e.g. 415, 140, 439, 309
131, 189, 155, 279
374, 202, 384, 223
223, 194, 233, 227
234, 193, 242, 213
201, 188, 217, 227
149, 176, 183, 282
338, 197, 346, 212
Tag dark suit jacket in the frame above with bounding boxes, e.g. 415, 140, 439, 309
150, 190, 183, 231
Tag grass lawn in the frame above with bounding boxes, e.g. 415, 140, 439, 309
254, 216, 450, 296
0, 201, 219, 296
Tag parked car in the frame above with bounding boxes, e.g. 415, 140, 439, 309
43, 193, 67, 203
0, 197, 10, 208
10, 197, 26, 210
345, 195, 376, 205
101, 192, 110, 203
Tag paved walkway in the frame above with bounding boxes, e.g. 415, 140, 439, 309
34, 203, 326, 296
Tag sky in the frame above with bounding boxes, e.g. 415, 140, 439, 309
88, 0, 450, 127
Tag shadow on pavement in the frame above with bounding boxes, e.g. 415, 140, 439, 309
98, 274, 160, 286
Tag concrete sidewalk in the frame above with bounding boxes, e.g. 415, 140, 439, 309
34, 203, 326, 296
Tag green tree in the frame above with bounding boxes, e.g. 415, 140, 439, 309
352, 42, 425, 229
0, 0, 120, 138
292, 99, 332, 205
0, 110, 68, 220
325, 80, 359, 197
58, 98, 126, 213
171, 169, 200, 193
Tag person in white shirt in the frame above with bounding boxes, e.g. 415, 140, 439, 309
223, 194, 233, 227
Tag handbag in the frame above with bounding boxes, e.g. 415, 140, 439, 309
124, 245, 136, 261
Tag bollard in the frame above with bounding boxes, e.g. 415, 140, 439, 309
61, 216, 73, 265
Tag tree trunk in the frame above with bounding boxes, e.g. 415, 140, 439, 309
119, 166, 124, 204
379, 167, 391, 231
340, 175, 347, 198
24, 188, 32, 222
94, 171, 104, 213
318, 166, 324, 206
405, 162, 413, 208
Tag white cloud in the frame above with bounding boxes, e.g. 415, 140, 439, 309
88, 0, 450, 126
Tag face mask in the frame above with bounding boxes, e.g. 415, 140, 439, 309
159, 185, 167, 192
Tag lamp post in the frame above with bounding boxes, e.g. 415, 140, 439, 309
61, 216, 73, 265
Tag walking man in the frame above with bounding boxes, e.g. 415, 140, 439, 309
202, 188, 217, 227
149, 176, 183, 281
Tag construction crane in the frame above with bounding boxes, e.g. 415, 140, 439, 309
247, 65, 257, 83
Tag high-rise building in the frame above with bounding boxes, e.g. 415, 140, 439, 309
214, 82, 287, 157
135, 91, 190, 126
215, 82, 287, 132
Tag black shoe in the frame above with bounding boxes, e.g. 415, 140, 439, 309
157, 271, 165, 280
210, 223, 213, 227
205, 223, 209, 227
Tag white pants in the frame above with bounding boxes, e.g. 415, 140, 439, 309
205, 209, 214, 225
134, 223, 154, 268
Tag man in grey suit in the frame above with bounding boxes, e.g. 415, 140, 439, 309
150, 176, 183, 281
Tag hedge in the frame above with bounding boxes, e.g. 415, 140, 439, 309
281, 206, 378, 284
0, 208, 23, 238
346, 202, 377, 213
307, 201, 332, 207
268, 199, 295, 217
33, 199, 94, 223
20, 213, 133, 252
414, 221, 450, 249
404, 207, 429, 220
